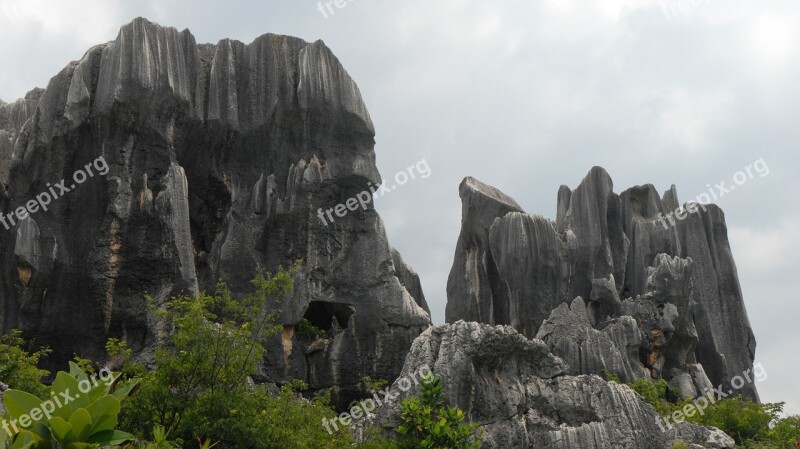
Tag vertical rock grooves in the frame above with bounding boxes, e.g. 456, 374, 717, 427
0, 18, 429, 408
446, 167, 758, 402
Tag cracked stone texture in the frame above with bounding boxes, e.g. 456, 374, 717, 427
375, 321, 733, 449
0, 18, 429, 408
446, 167, 758, 401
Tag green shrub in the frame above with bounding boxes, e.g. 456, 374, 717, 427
395, 376, 481, 449
621, 376, 799, 448
295, 319, 327, 343
699, 396, 774, 443
119, 270, 289, 446
766, 415, 800, 448
118, 263, 367, 448
0, 330, 51, 398
603, 370, 621, 383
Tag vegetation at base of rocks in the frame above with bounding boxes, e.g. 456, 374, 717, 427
0, 330, 51, 398
0, 263, 482, 449
395, 376, 482, 449
604, 372, 800, 448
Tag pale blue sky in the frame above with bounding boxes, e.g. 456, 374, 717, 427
1, 0, 797, 415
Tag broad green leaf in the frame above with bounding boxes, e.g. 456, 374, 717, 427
8, 430, 34, 449
67, 408, 92, 442
87, 429, 135, 445
86, 371, 118, 402
3, 390, 43, 424
85, 396, 120, 432
48, 417, 75, 444
30, 422, 52, 448
110, 378, 139, 402
51, 372, 89, 417
67, 362, 88, 383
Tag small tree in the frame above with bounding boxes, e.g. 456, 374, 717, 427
0, 330, 51, 398
120, 265, 297, 446
396, 376, 481, 449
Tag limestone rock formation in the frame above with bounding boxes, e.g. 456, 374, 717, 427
376, 322, 733, 449
446, 168, 758, 401
0, 18, 429, 406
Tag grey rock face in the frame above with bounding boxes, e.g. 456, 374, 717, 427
391, 247, 429, 315
671, 422, 736, 449
619, 183, 757, 400
445, 177, 524, 326
378, 322, 722, 449
535, 297, 647, 383
622, 253, 698, 381
446, 168, 758, 400
0, 18, 429, 407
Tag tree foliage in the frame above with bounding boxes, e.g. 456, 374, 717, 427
395, 376, 481, 449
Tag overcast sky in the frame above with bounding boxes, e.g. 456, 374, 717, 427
1, 0, 797, 415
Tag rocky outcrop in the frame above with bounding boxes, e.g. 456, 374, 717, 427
535, 297, 647, 383
0, 18, 429, 407
376, 322, 732, 449
445, 177, 524, 326
446, 168, 758, 401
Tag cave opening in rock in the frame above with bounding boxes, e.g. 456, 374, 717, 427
302, 301, 355, 332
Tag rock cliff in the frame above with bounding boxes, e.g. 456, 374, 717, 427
446, 168, 758, 401
0, 18, 429, 406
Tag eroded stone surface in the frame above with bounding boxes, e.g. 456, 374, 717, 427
0, 18, 429, 407
446, 168, 758, 400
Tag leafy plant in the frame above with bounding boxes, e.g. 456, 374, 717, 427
621, 376, 799, 448
104, 339, 147, 381
119, 264, 342, 448
602, 370, 621, 383
1, 362, 138, 449
295, 319, 327, 343
71, 355, 95, 376
0, 330, 51, 398
765, 415, 800, 448
395, 376, 481, 449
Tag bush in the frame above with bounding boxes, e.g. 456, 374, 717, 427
295, 319, 327, 343
620, 376, 799, 448
766, 415, 800, 448
120, 268, 292, 447
118, 263, 377, 448
700, 397, 775, 443
0, 330, 51, 398
395, 376, 481, 449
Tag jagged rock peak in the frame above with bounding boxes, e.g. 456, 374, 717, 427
0, 18, 426, 410
446, 167, 758, 401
